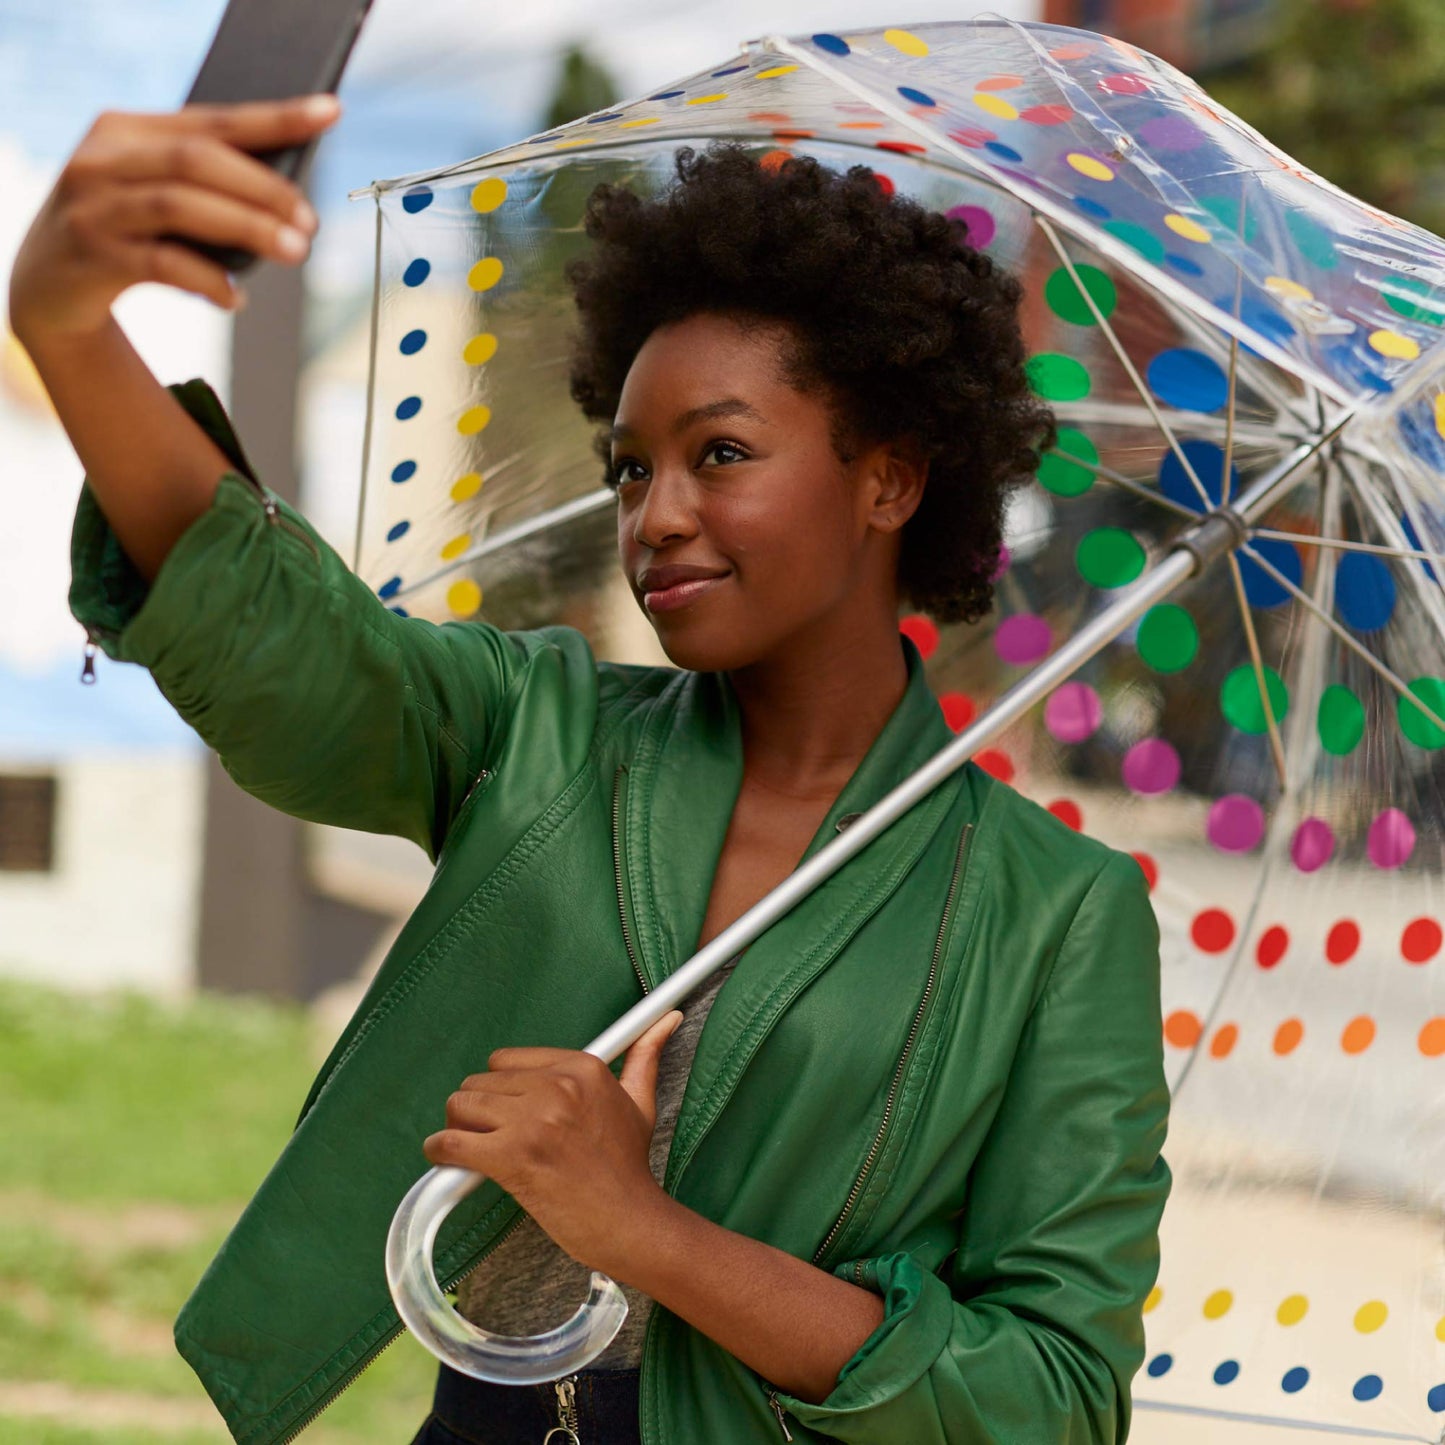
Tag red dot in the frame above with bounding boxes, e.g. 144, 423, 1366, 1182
1191, 908, 1236, 954
939, 691, 976, 732
1325, 919, 1360, 965
759, 149, 793, 173
1021, 103, 1073, 125
947, 126, 995, 149
899, 614, 939, 659
871, 171, 896, 197
1130, 852, 1158, 891
975, 748, 1014, 783
876, 140, 926, 155
1047, 799, 1083, 831
1099, 73, 1149, 95
1256, 925, 1289, 969
1402, 917, 1443, 965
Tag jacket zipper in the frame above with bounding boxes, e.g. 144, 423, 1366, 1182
552, 1373, 581, 1441
611, 765, 649, 996
80, 630, 100, 684
261, 492, 322, 563
809, 821, 974, 1270
767, 1387, 795, 1439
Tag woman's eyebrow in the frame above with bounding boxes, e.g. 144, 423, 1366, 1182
610, 398, 766, 442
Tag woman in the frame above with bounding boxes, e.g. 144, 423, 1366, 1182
11, 95, 1171, 1445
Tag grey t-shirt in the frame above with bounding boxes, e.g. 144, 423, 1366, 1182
454, 955, 739, 1368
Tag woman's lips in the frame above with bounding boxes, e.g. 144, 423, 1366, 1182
642, 573, 728, 613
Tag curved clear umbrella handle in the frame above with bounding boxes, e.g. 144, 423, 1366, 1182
386, 1162, 629, 1384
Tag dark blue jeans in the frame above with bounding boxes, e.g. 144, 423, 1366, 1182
409, 1362, 642, 1444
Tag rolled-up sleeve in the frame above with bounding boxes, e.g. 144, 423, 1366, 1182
68, 376, 538, 862
775, 850, 1172, 1443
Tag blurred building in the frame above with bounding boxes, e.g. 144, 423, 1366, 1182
1044, 0, 1278, 71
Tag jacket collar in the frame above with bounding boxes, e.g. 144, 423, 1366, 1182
621, 632, 969, 989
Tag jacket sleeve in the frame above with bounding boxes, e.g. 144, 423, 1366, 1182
68, 376, 536, 863
773, 850, 1172, 1444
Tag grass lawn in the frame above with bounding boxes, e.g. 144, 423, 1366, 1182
0, 978, 439, 1443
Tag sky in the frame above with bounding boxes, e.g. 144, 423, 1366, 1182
0, 0, 1037, 756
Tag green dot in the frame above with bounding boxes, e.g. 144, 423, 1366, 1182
1221, 665, 1289, 734
1136, 604, 1198, 673
1399, 677, 1445, 749
1076, 527, 1145, 588
1103, 220, 1166, 266
1381, 274, 1445, 327
1200, 195, 1259, 244
1317, 684, 1364, 755
1026, 353, 1091, 401
1045, 264, 1117, 325
1285, 209, 1338, 270
1037, 428, 1098, 496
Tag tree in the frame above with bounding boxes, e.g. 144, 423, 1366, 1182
544, 44, 619, 131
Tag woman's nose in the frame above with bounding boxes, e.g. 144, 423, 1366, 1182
631, 466, 697, 549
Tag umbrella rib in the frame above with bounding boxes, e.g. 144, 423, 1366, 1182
1220, 198, 1246, 501
1052, 398, 1309, 447
1250, 528, 1445, 564
1237, 540, 1445, 737
1042, 448, 1200, 519
1032, 213, 1217, 513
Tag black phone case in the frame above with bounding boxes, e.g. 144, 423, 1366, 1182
162, 0, 373, 274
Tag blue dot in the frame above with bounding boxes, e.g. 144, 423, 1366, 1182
400, 329, 427, 356
377, 576, 402, 599
586, 111, 623, 123
1428, 1382, 1445, 1412
403, 258, 431, 287
1214, 1360, 1240, 1385
1166, 253, 1203, 277
387, 521, 411, 542
1281, 1366, 1309, 1393
528, 133, 564, 143
1148, 347, 1229, 411
1240, 536, 1302, 609
402, 187, 433, 214
1336, 550, 1397, 631
395, 396, 422, 421
985, 142, 1023, 162
1158, 438, 1237, 511
1397, 403, 1445, 472
1146, 1353, 1173, 1377
648, 90, 685, 100
813, 32, 850, 54
391, 460, 417, 484
1074, 195, 1111, 220
711, 65, 747, 77
1353, 1374, 1383, 1402
388, 605, 410, 617
898, 85, 935, 106
1402, 511, 1439, 582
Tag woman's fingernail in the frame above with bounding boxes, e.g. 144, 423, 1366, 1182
304, 93, 340, 120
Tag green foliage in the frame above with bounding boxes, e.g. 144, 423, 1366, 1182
544, 44, 619, 131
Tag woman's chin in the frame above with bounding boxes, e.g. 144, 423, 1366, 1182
648, 617, 757, 674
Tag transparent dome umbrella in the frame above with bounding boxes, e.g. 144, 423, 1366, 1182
345, 12, 1445, 1426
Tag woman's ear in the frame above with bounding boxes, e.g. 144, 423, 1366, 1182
867, 440, 929, 535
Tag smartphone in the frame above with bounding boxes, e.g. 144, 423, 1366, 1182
164, 0, 375, 274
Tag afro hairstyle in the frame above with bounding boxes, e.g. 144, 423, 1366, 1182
564, 141, 1057, 626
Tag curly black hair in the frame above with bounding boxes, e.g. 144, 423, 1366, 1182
564, 142, 1056, 626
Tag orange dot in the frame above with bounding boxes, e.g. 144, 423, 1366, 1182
1050, 42, 1093, 59
1420, 1018, 1445, 1057
1341, 1016, 1376, 1054
975, 749, 1015, 784
1274, 1018, 1304, 1055
1165, 1010, 1203, 1048
759, 150, 793, 173
1131, 852, 1158, 891
1210, 1023, 1238, 1059
838, 120, 884, 129
1048, 799, 1083, 831
976, 74, 1024, 90
772, 128, 814, 142
748, 111, 791, 124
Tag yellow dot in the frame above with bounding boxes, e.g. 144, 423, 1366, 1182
1203, 1289, 1233, 1319
1354, 1300, 1388, 1333
447, 579, 483, 618
1068, 153, 1115, 182
440, 533, 471, 562
1143, 1286, 1161, 1314
686, 93, 727, 105
1265, 276, 1313, 300
974, 93, 1019, 121
450, 472, 484, 503
1435, 394, 1445, 441
1276, 1294, 1309, 1326
467, 257, 504, 292
620, 117, 660, 128
1436, 1315, 1445, 1343
757, 64, 798, 78
1164, 213, 1211, 243
470, 177, 507, 214
553, 138, 592, 149
462, 333, 498, 366
884, 28, 929, 56
1370, 328, 1420, 360
457, 405, 492, 436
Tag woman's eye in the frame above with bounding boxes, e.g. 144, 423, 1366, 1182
608, 458, 645, 489
703, 440, 747, 467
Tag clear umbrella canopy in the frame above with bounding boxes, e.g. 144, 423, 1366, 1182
347, 15, 1445, 1435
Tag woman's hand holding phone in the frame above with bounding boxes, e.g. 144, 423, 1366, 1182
8, 94, 340, 348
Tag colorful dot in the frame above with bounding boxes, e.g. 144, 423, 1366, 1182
1104, 220, 1167, 266
395, 396, 421, 421
1342, 1016, 1376, 1054
463, 333, 498, 366
1139, 115, 1206, 150
686, 93, 728, 106
1382, 274, 1445, 324
1336, 551, 1397, 631
812, 32, 849, 54
467, 257, 504, 292
946, 204, 996, 249
983, 141, 1022, 163
439, 534, 471, 562
1210, 1024, 1238, 1059
1021, 103, 1072, 125
457, 405, 492, 436
1352, 1300, 1388, 1333
1026, 353, 1091, 400
447, 579, 482, 618
402, 187, 433, 213
1158, 438, 1237, 511
1076, 527, 1145, 587
756, 65, 798, 79
897, 85, 935, 107
1148, 348, 1229, 411
1207, 794, 1264, 852
976, 74, 1024, 91
1143, 1287, 1162, 1313
1045, 263, 1117, 325
1282, 1367, 1310, 1393
1353, 1375, 1383, 1402
1318, 684, 1365, 755
973, 93, 1019, 121
1214, 1360, 1240, 1385
1285, 208, 1337, 268
399, 329, 427, 355
939, 692, 975, 732
1420, 1019, 1445, 1057
1043, 681, 1102, 743
1099, 72, 1149, 95
1147, 1353, 1173, 1377
1399, 677, 1445, 748
1200, 194, 1259, 243
1402, 917, 1442, 964
1164, 213, 1212, 243
619, 117, 661, 128
1221, 666, 1289, 735
1165, 1010, 1203, 1048
377, 577, 402, 600
1122, 738, 1181, 795
1193, 908, 1236, 953
1367, 808, 1415, 869
1326, 920, 1360, 965
1131, 853, 1158, 890
1203, 1290, 1234, 1319
1274, 1019, 1304, 1055
1277, 1295, 1309, 1325
1037, 428, 1097, 496
1290, 818, 1334, 872
881, 26, 928, 55
470, 177, 507, 213
1429, 1383, 1445, 1412
402, 258, 431, 287
1256, 925, 1289, 969
1068, 152, 1115, 181
948, 125, 995, 148
1370, 329, 1420, 360
1048, 799, 1083, 831
974, 749, 1014, 783
900, 614, 939, 659
386, 520, 410, 542
391, 460, 416, 484
450, 472, 483, 503
995, 613, 1051, 664
1136, 604, 1197, 672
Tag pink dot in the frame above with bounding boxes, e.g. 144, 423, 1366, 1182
1122, 737, 1180, 795
990, 543, 1011, 580
1099, 73, 1149, 95
1368, 808, 1416, 869
1043, 681, 1102, 742
995, 613, 1051, 665
946, 203, 996, 249
1290, 817, 1335, 872
1208, 794, 1265, 853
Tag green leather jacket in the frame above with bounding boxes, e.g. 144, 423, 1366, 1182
68, 378, 1171, 1445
